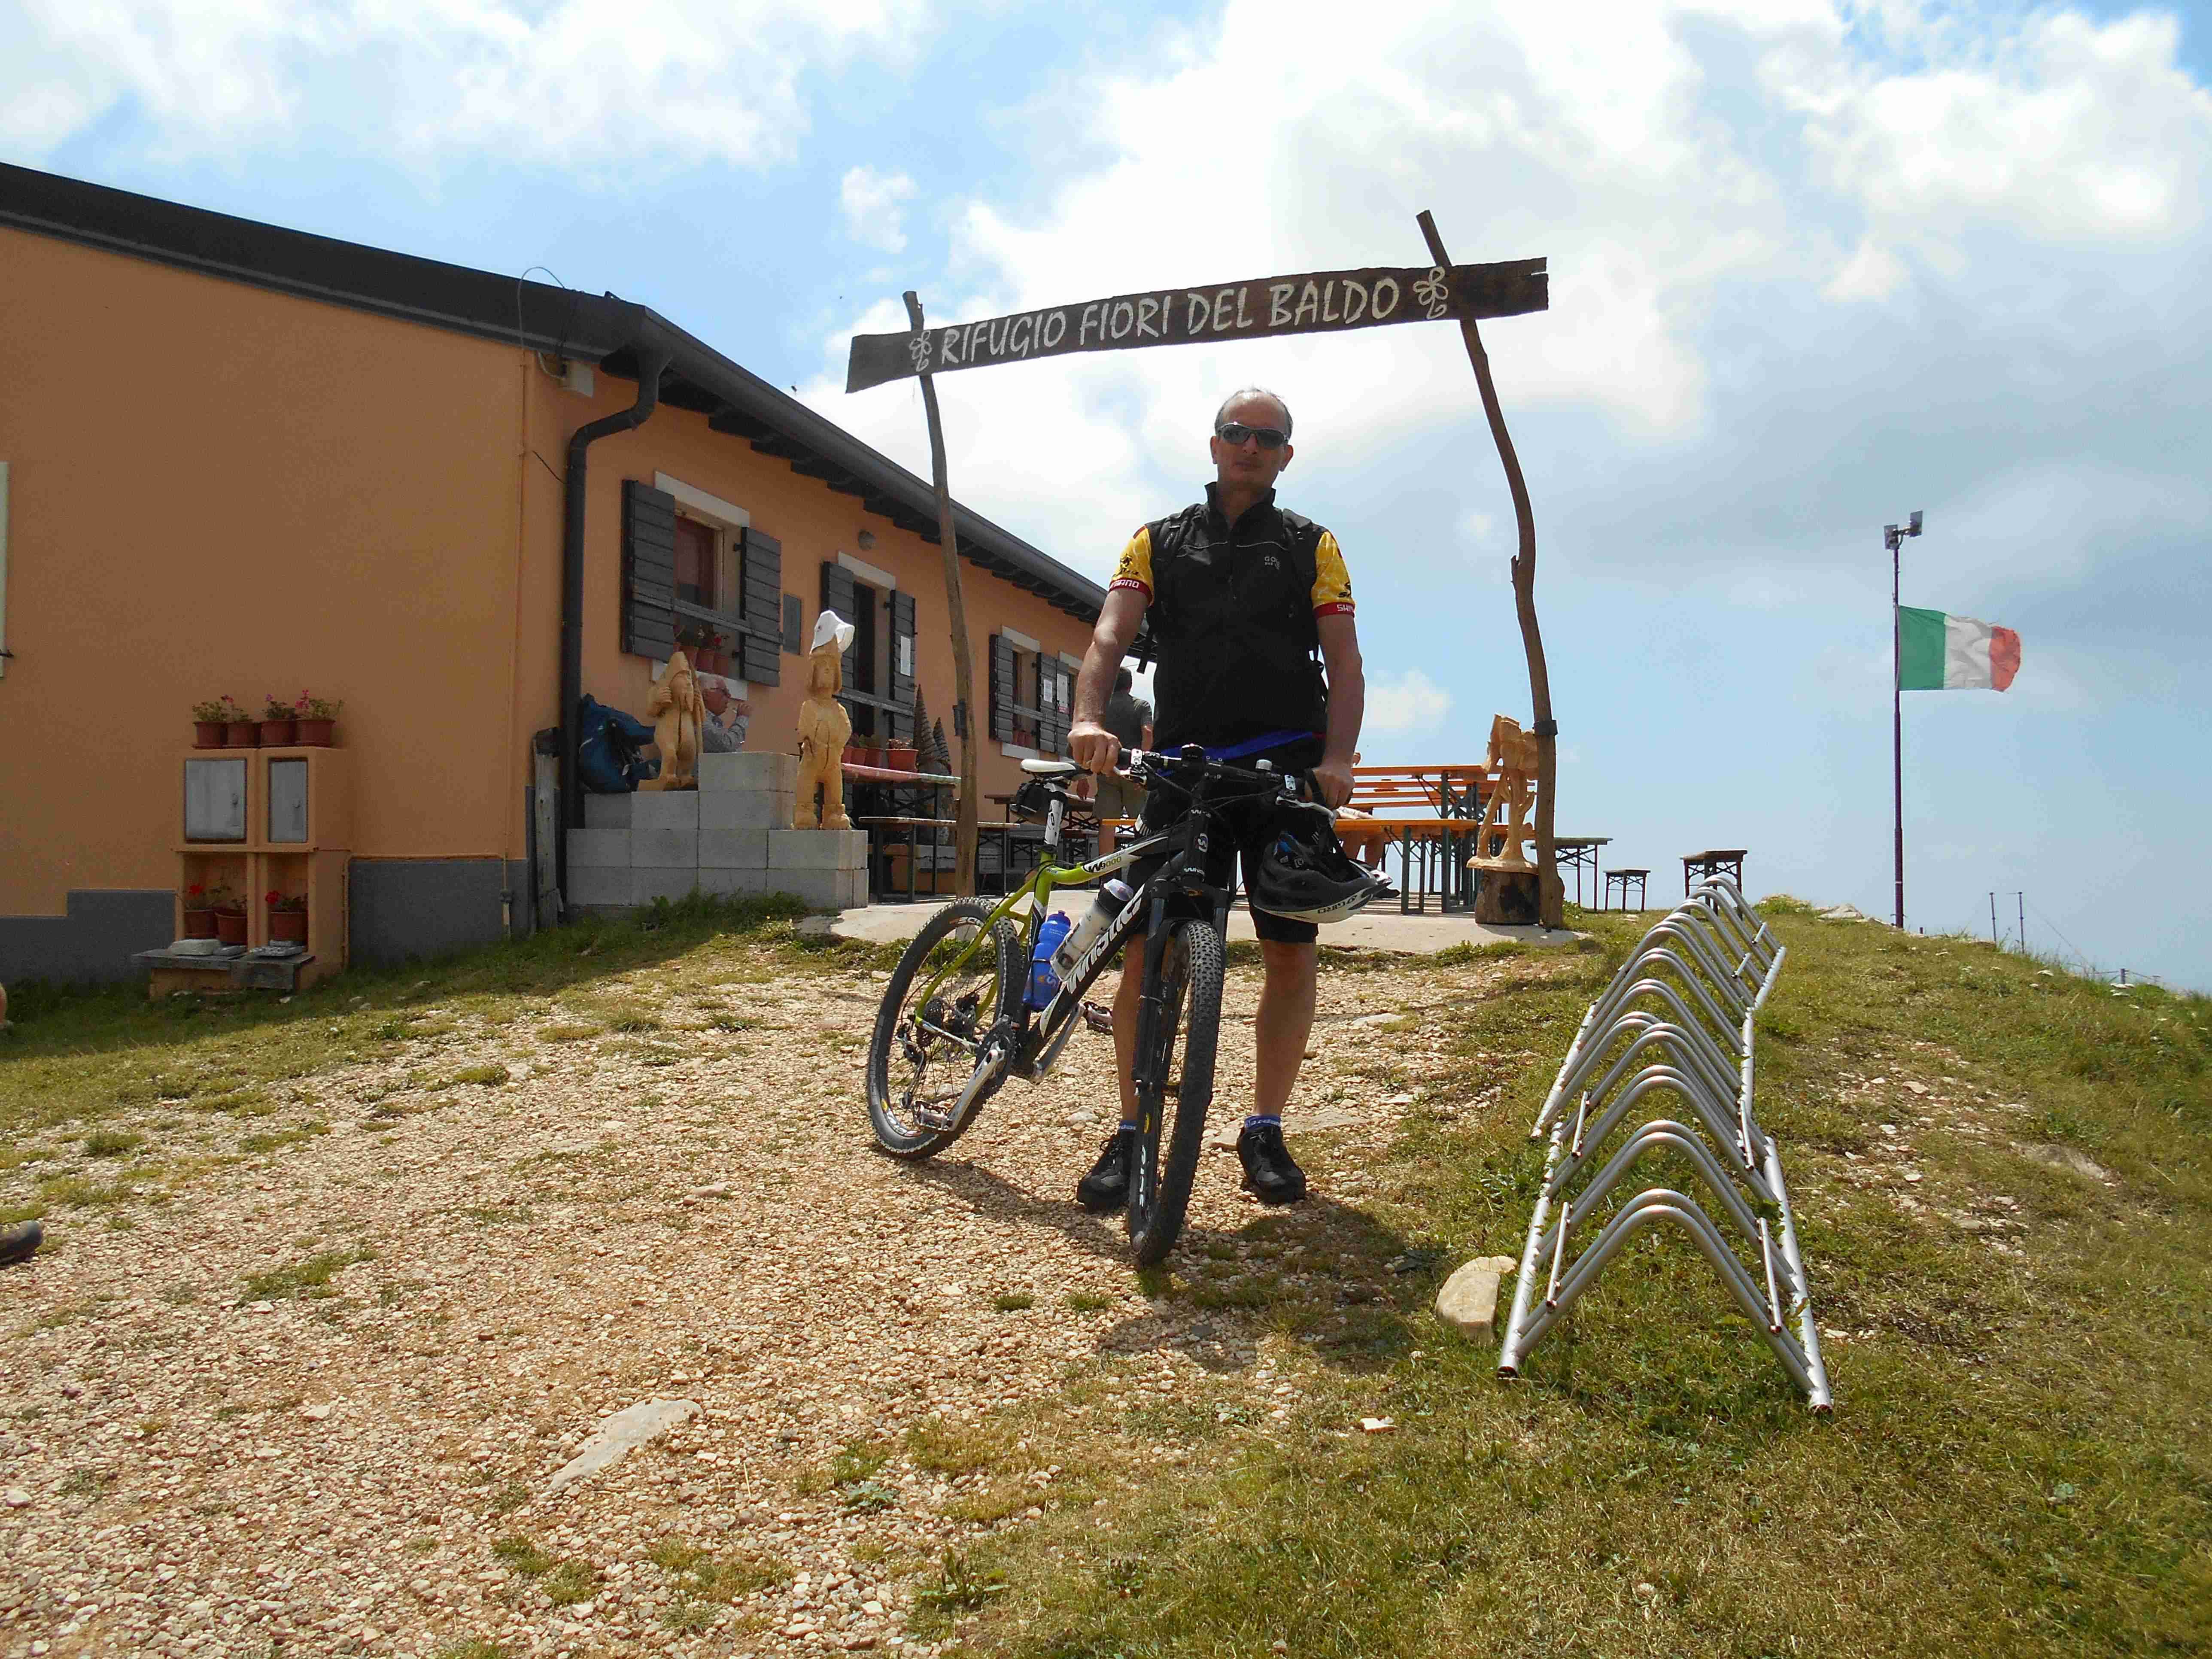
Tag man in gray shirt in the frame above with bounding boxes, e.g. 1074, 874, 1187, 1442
1094, 668, 1151, 825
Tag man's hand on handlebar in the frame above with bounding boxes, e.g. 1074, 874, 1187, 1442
1067, 720, 1121, 776
1312, 756, 1355, 811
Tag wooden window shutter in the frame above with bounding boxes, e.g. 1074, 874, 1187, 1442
620, 481, 678, 661
988, 633, 1016, 743
1040, 660, 1072, 755
889, 591, 917, 711
819, 561, 859, 685
738, 528, 783, 687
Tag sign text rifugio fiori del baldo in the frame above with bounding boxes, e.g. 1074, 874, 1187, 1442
845, 258, 1547, 392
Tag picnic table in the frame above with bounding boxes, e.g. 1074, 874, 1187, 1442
1682, 848, 1747, 897
1552, 836, 1611, 908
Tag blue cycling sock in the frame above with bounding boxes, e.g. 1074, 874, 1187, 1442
1243, 1113, 1281, 1132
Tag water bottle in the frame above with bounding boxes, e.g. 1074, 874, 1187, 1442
1053, 878, 1135, 981
1028, 912, 1074, 1008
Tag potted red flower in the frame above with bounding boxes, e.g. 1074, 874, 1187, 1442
266, 890, 308, 945
258, 695, 298, 747
208, 884, 248, 947
213, 696, 257, 747
191, 700, 231, 749
181, 883, 217, 939
885, 740, 918, 772
292, 693, 342, 747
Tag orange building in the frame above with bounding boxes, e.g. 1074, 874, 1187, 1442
0, 163, 1105, 982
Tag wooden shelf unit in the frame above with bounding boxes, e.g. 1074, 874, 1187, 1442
176, 747, 352, 988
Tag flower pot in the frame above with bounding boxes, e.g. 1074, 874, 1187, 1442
269, 910, 308, 945
193, 721, 225, 749
225, 720, 259, 748
843, 742, 865, 766
296, 718, 335, 746
885, 743, 918, 772
214, 911, 248, 946
259, 719, 297, 747
182, 908, 217, 940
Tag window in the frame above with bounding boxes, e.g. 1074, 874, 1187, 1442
990, 632, 1073, 755
623, 477, 784, 687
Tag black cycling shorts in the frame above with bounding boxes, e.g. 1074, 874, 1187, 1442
1124, 738, 1322, 947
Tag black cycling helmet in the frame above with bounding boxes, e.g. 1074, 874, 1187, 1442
1246, 802, 1392, 925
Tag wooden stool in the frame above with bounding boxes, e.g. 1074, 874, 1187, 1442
1604, 868, 1649, 912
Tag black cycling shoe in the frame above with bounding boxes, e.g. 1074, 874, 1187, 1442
1237, 1121, 1307, 1205
1075, 1129, 1134, 1212
0, 1220, 43, 1268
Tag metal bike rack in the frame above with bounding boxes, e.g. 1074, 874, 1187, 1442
1497, 875, 1832, 1410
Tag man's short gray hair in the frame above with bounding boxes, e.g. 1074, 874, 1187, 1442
1213, 387, 1292, 438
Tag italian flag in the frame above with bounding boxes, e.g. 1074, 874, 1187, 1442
1898, 605, 2021, 691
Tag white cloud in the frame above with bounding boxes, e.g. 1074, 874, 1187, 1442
840, 166, 918, 254
1364, 669, 1454, 737
0, 0, 929, 171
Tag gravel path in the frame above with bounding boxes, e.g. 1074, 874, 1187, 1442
0, 947, 1517, 1658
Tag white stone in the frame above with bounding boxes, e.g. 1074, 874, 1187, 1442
583, 793, 635, 829
698, 867, 770, 898
631, 870, 700, 905
699, 751, 799, 793
701, 789, 795, 830
3, 1488, 29, 1508
769, 828, 867, 871
699, 829, 770, 868
546, 1397, 701, 1495
630, 827, 699, 868
568, 828, 630, 868
1434, 1255, 1518, 1340
630, 791, 701, 831
567, 865, 631, 908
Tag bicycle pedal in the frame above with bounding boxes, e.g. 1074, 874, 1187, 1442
1079, 1001, 1115, 1035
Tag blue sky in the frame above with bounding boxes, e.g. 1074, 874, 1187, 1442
9, 0, 2207, 985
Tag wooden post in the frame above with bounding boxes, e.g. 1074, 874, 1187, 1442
1417, 211, 1563, 928
903, 292, 981, 897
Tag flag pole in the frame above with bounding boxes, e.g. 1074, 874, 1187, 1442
905, 291, 981, 898
1891, 526, 1903, 930
1887, 510, 1921, 930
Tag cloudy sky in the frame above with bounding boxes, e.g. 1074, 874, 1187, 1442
9, 0, 2207, 985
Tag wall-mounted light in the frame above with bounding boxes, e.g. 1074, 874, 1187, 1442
857, 530, 877, 551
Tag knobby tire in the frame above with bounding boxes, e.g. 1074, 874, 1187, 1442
866, 898, 1021, 1159
1125, 916, 1225, 1266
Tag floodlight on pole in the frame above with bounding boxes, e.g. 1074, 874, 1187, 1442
1888, 509, 1924, 930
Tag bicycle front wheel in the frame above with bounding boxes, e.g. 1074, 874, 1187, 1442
866, 898, 1022, 1159
1125, 916, 1224, 1265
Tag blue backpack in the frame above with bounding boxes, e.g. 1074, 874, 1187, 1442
576, 695, 660, 793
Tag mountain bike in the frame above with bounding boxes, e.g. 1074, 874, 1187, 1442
865, 747, 1299, 1264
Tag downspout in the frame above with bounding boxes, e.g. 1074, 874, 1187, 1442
557, 334, 672, 910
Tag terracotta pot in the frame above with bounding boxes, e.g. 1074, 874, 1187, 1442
259, 719, 297, 747
296, 718, 335, 746
214, 911, 248, 946
182, 908, 217, 939
269, 910, 308, 944
843, 742, 865, 766
193, 721, 225, 749
886, 743, 918, 772
225, 720, 259, 748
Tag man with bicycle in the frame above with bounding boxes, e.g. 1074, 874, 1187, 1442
1066, 388, 1365, 1209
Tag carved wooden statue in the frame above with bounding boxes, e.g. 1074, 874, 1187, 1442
1469, 712, 1541, 872
793, 612, 857, 830
638, 650, 706, 791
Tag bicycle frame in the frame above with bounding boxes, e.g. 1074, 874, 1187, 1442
904, 755, 1275, 1092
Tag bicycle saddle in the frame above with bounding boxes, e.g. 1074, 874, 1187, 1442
1019, 758, 1081, 776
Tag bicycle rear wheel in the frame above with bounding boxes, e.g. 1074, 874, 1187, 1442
1125, 915, 1224, 1265
866, 899, 1022, 1159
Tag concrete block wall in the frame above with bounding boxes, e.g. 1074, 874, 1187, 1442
572, 752, 865, 914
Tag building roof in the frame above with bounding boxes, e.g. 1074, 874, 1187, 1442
0, 161, 1108, 623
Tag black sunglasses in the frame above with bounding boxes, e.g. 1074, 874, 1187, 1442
1215, 421, 1289, 450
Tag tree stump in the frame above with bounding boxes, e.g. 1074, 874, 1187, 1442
1474, 869, 1540, 926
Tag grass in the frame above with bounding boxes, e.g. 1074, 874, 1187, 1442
240, 1246, 372, 1301
899, 906, 2212, 1658
0, 893, 830, 1148
994, 1291, 1037, 1312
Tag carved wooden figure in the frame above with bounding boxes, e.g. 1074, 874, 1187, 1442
793, 615, 856, 830
1469, 712, 1540, 872
638, 651, 705, 791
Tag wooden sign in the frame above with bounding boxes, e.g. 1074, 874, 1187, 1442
845, 258, 1546, 392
